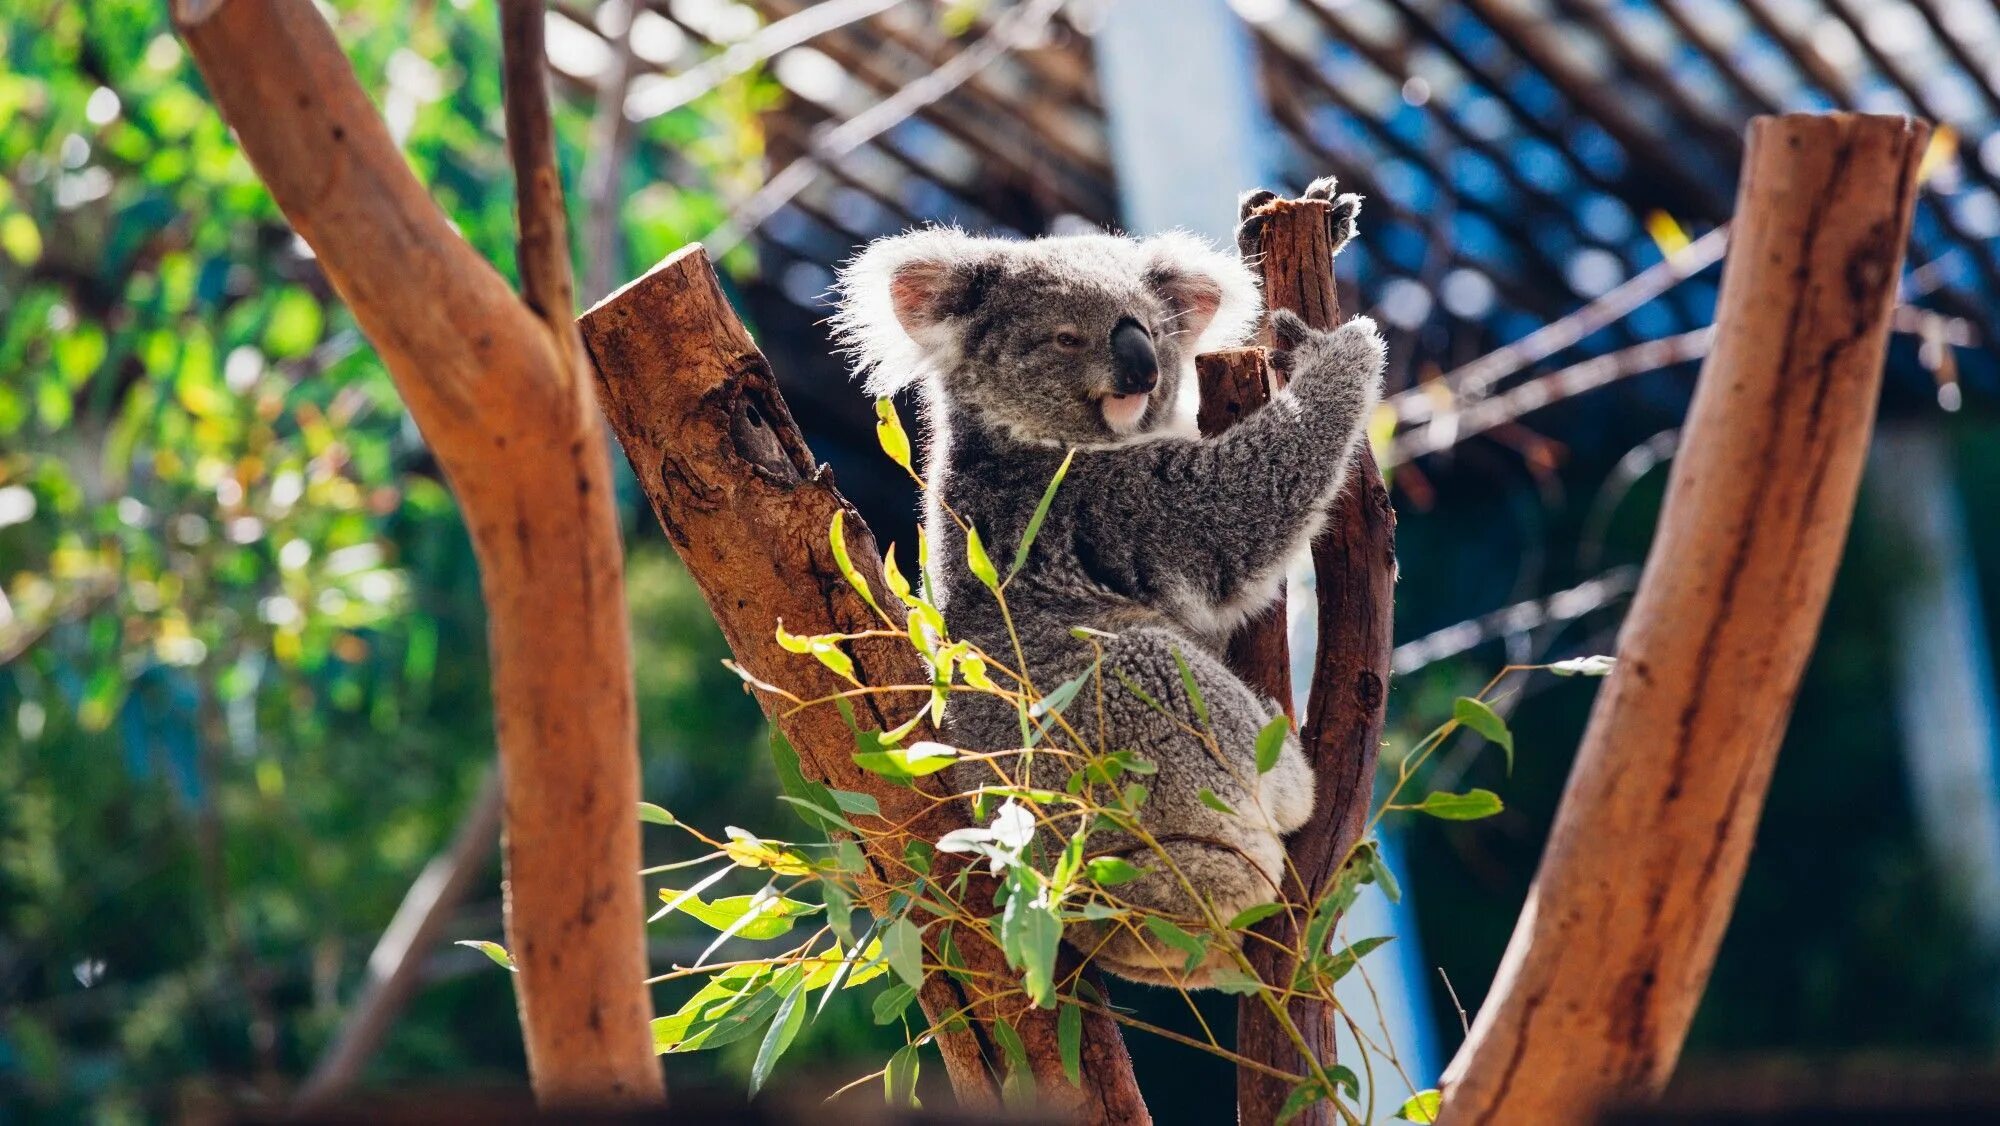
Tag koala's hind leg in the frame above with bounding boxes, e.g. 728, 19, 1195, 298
1071, 626, 1312, 986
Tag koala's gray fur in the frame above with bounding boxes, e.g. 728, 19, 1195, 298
830, 189, 1385, 987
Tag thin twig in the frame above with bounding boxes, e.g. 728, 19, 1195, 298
501, 0, 581, 336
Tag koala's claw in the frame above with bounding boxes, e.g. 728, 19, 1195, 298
1302, 175, 1342, 202
1238, 188, 1280, 221
1326, 192, 1362, 254
1269, 308, 1314, 352
1236, 189, 1280, 259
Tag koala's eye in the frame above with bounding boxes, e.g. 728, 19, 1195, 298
1053, 329, 1087, 350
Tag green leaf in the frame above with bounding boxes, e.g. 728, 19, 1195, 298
1548, 655, 1616, 677
1084, 856, 1146, 886
1255, 714, 1290, 774
1276, 1079, 1330, 1125
884, 1040, 922, 1107
455, 940, 516, 971
1396, 1089, 1442, 1123
875, 397, 913, 472
1058, 1001, 1083, 1087
657, 887, 820, 941
1000, 885, 1061, 1008
1198, 787, 1237, 816
1453, 696, 1514, 773
1411, 788, 1504, 821
829, 789, 881, 817
872, 981, 918, 1025
1227, 902, 1286, 930
748, 973, 807, 1095
853, 739, 959, 782
1171, 648, 1210, 728
965, 524, 1000, 590
992, 1019, 1034, 1107
651, 966, 776, 1054
1143, 915, 1209, 975
637, 802, 677, 826
776, 621, 858, 684
775, 796, 860, 834
1029, 665, 1092, 721
1321, 935, 1393, 984
1359, 840, 1402, 904
829, 510, 887, 623
1208, 968, 1267, 994
885, 916, 926, 990
1010, 449, 1074, 579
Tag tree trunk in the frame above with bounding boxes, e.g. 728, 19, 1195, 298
173, 0, 662, 1104
1438, 112, 1929, 1124
1225, 195, 1398, 1126
580, 247, 1151, 1124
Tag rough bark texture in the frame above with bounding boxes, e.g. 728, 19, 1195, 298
1229, 196, 1398, 1126
1195, 347, 1293, 719
580, 246, 1150, 1125
1438, 112, 1928, 1125
172, 0, 662, 1104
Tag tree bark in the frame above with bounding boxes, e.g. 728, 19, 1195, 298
1438, 112, 1929, 1125
1195, 347, 1293, 720
579, 247, 1151, 1125
1226, 196, 1398, 1126
172, 0, 662, 1105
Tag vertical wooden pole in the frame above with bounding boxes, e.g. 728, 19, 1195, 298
1196, 347, 1294, 719
1438, 112, 1928, 1124
1222, 193, 1398, 1126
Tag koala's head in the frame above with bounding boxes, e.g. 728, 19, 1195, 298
830, 228, 1260, 445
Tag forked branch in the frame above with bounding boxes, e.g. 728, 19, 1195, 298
173, 0, 660, 1104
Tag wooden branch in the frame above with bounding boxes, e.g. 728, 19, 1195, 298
580, 247, 1150, 1125
298, 773, 504, 1107
172, 0, 661, 1104
1228, 196, 1397, 1126
1437, 112, 1928, 1124
500, 0, 578, 338
1195, 347, 1293, 719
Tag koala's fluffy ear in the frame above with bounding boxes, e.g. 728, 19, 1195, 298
1141, 231, 1262, 352
830, 228, 995, 397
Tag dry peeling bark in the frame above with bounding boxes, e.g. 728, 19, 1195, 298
1437, 112, 1929, 1124
581, 246, 1150, 1124
1203, 195, 1398, 1126
173, 0, 661, 1104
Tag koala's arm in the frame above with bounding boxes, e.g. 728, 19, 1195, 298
1068, 314, 1385, 614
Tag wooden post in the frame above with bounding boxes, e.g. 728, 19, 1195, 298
1437, 112, 1928, 1124
172, 0, 663, 1104
580, 247, 1151, 1125
1196, 347, 1293, 719
1222, 192, 1398, 1126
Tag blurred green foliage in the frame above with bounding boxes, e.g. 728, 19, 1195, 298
0, 1, 795, 1118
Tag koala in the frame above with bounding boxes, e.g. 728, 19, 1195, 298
829, 183, 1385, 987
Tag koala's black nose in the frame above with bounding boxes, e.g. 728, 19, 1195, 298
1110, 318, 1158, 395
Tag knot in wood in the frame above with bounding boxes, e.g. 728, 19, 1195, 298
1354, 669, 1385, 710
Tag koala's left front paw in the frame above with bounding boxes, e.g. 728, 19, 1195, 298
1268, 309, 1386, 407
